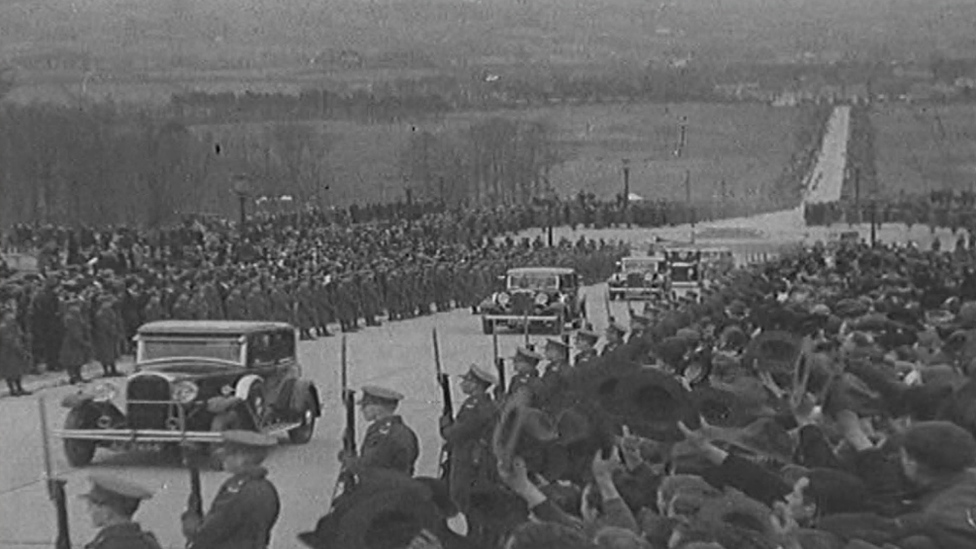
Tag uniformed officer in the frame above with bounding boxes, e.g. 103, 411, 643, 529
505, 346, 544, 404
573, 329, 600, 365
182, 430, 281, 549
627, 313, 651, 344
440, 364, 498, 523
601, 321, 627, 356
80, 474, 162, 549
541, 338, 570, 380
339, 385, 420, 477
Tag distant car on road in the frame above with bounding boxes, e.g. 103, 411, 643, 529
477, 267, 586, 335
55, 321, 322, 466
607, 254, 668, 301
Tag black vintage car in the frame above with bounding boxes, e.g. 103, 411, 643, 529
607, 254, 668, 301
477, 267, 586, 335
55, 321, 322, 466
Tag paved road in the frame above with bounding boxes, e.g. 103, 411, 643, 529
803, 105, 850, 205
0, 283, 636, 549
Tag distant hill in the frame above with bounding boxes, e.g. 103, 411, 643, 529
2, 0, 975, 96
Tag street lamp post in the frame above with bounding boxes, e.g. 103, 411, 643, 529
231, 174, 252, 231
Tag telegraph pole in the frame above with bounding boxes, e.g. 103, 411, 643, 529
675, 118, 694, 243
622, 158, 631, 227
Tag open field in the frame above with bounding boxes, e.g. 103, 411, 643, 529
873, 102, 976, 198
195, 102, 801, 210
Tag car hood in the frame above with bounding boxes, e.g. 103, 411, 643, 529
136, 359, 242, 380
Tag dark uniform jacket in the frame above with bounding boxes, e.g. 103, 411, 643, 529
184, 466, 281, 549
441, 392, 497, 507
349, 415, 419, 477
85, 522, 162, 549
600, 341, 622, 357
0, 314, 30, 379
574, 348, 598, 365
506, 370, 543, 406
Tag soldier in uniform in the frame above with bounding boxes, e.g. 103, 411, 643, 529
61, 299, 92, 384
601, 321, 627, 357
573, 328, 600, 365
541, 338, 571, 381
627, 313, 651, 344
440, 365, 498, 523
80, 474, 162, 549
182, 430, 281, 549
225, 286, 248, 321
505, 346, 544, 405
93, 295, 122, 377
0, 306, 31, 396
339, 386, 419, 477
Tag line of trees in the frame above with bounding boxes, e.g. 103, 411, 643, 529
399, 118, 559, 207
843, 105, 879, 203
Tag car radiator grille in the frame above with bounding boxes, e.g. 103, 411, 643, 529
626, 273, 643, 287
511, 293, 535, 314
126, 376, 171, 430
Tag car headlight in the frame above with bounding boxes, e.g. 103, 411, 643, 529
534, 292, 549, 306
497, 292, 511, 306
90, 382, 118, 403
644, 272, 655, 282
171, 381, 200, 404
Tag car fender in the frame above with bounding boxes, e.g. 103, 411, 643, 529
234, 374, 264, 400
289, 379, 322, 417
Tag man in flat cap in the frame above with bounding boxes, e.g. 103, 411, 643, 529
80, 474, 161, 549
339, 385, 420, 477
506, 346, 544, 404
182, 430, 281, 549
601, 322, 627, 357
440, 364, 498, 542
574, 328, 600, 365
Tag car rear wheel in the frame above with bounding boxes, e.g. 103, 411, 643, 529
63, 407, 97, 467
481, 318, 494, 335
288, 400, 316, 444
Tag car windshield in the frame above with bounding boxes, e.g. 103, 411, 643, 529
508, 273, 559, 291
141, 338, 243, 363
621, 259, 660, 272
671, 265, 700, 282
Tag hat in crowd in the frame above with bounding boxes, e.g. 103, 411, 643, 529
298, 470, 446, 549
546, 338, 570, 351
694, 490, 774, 539
463, 363, 498, 386
359, 386, 404, 406
513, 346, 544, 365
79, 474, 153, 515
604, 368, 700, 442
576, 328, 600, 343
630, 313, 652, 326
692, 386, 751, 428
221, 430, 277, 449
901, 421, 976, 474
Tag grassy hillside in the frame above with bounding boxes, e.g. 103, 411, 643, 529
873, 102, 976, 198
194, 102, 799, 211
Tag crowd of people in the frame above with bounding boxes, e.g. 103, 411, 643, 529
0, 201, 626, 393
300, 235, 976, 549
55, 234, 976, 549
803, 189, 976, 236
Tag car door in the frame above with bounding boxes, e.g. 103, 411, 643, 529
245, 331, 292, 420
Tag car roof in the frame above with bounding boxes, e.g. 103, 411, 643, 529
506, 267, 576, 275
137, 320, 294, 336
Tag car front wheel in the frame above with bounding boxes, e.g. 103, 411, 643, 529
288, 400, 316, 444
63, 407, 97, 467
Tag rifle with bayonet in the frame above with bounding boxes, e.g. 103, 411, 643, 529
39, 396, 71, 549
493, 324, 506, 401
331, 336, 357, 506
433, 328, 453, 481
